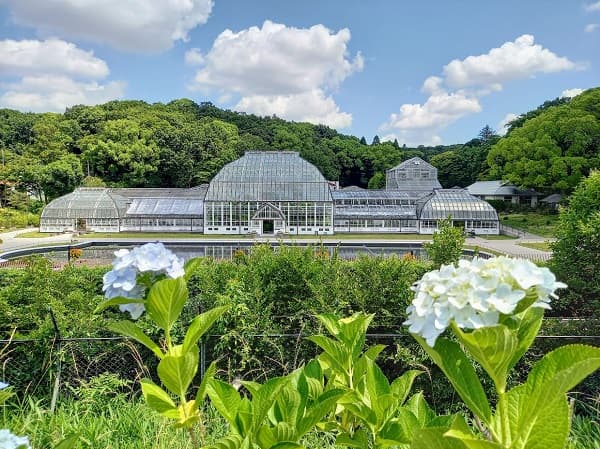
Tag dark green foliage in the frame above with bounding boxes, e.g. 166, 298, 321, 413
488, 88, 600, 191
550, 171, 600, 317
423, 218, 465, 268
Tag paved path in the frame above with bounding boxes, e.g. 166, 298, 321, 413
470, 235, 554, 261
0, 228, 74, 253
1, 228, 554, 261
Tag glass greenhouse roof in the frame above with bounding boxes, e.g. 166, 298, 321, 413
332, 190, 411, 200
205, 151, 332, 202
41, 188, 128, 219
125, 198, 204, 217
417, 189, 499, 220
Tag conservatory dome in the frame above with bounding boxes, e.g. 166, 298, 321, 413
41, 188, 128, 219
205, 151, 332, 202
417, 189, 499, 220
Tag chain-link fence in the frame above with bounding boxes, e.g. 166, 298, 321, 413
1, 329, 598, 413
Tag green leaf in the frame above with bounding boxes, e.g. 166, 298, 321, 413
183, 257, 202, 281
364, 357, 392, 421
378, 408, 420, 445
391, 370, 422, 405
183, 305, 229, 353
53, 434, 80, 449
145, 277, 188, 331
209, 435, 244, 449
411, 426, 467, 449
335, 429, 369, 448
140, 379, 178, 417
251, 377, 288, 428
404, 392, 435, 427
307, 335, 349, 378
505, 307, 544, 374
157, 350, 199, 397
444, 415, 502, 449
108, 320, 163, 359
94, 296, 144, 314
415, 335, 491, 424
296, 388, 344, 436
193, 361, 217, 412
207, 379, 241, 426
453, 324, 517, 393
270, 443, 304, 449
491, 385, 570, 449
525, 344, 600, 399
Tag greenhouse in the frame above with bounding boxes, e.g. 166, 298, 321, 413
386, 157, 442, 199
40, 188, 127, 232
40, 152, 499, 235
204, 151, 334, 235
416, 189, 499, 234
332, 188, 418, 233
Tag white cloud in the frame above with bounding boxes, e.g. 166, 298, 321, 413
443, 35, 576, 89
2, 0, 213, 52
561, 88, 584, 98
235, 89, 352, 129
0, 38, 108, 78
497, 113, 518, 136
584, 1, 600, 12
0, 75, 126, 112
380, 34, 578, 146
380, 91, 481, 146
0, 38, 125, 112
184, 48, 204, 65
584, 23, 599, 32
189, 20, 362, 128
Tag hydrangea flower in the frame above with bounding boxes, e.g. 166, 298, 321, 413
102, 242, 185, 319
404, 256, 567, 346
0, 429, 31, 449
0, 381, 8, 390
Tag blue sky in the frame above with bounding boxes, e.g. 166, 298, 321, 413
0, 1, 598, 145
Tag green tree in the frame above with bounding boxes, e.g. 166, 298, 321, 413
550, 171, 600, 316
367, 172, 385, 189
423, 217, 465, 268
488, 88, 600, 191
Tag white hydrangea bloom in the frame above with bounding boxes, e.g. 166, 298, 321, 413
405, 256, 567, 346
102, 243, 185, 319
0, 381, 8, 390
0, 429, 31, 449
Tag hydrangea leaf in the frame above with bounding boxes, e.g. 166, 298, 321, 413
452, 324, 517, 393
491, 386, 570, 449
182, 305, 229, 354
415, 336, 492, 424
146, 277, 188, 331
140, 379, 178, 417
108, 320, 163, 358
157, 350, 199, 397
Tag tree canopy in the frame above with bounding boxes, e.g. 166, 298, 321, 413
488, 88, 600, 192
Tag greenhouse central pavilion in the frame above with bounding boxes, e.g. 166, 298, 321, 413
40, 151, 499, 235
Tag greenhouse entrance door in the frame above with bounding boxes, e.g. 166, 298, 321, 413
262, 220, 274, 234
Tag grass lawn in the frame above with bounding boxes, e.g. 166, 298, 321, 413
15, 231, 61, 238
518, 241, 552, 252
477, 234, 517, 240
499, 212, 560, 238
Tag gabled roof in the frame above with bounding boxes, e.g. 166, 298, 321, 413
541, 193, 562, 203
387, 157, 435, 172
466, 181, 521, 196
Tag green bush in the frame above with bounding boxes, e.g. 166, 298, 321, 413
0, 207, 40, 229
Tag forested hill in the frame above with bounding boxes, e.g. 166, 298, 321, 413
0, 87, 598, 203
0, 99, 491, 203
488, 87, 600, 192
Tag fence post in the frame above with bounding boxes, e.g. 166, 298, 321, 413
48, 307, 62, 413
